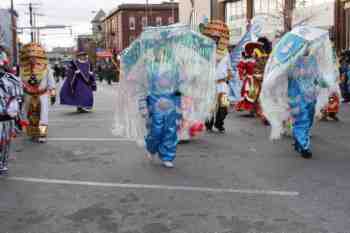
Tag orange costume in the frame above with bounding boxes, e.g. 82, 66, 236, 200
322, 93, 340, 121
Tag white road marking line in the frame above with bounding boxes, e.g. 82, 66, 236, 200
8, 177, 299, 196
50, 108, 113, 112
50, 119, 110, 123
47, 138, 133, 142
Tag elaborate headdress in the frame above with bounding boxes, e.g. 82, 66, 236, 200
202, 20, 230, 61
20, 43, 48, 82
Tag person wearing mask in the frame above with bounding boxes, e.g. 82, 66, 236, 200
20, 43, 56, 143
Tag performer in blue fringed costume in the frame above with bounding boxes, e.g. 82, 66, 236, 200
288, 51, 321, 158
140, 50, 182, 168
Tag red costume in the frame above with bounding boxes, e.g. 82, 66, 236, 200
235, 42, 264, 114
321, 93, 340, 121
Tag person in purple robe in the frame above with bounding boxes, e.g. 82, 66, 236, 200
60, 51, 97, 113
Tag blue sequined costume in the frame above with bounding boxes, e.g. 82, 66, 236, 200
288, 56, 320, 152
142, 61, 181, 162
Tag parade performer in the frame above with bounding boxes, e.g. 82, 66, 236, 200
20, 43, 56, 143
60, 50, 97, 113
113, 25, 216, 168
0, 47, 23, 175
253, 37, 272, 125
202, 20, 231, 132
261, 26, 339, 159
227, 16, 267, 105
235, 42, 263, 116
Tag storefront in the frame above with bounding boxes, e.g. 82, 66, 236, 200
223, 0, 282, 44
335, 0, 350, 52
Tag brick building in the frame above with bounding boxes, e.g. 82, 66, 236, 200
102, 3, 179, 53
335, 0, 350, 52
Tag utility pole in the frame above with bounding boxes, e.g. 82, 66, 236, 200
29, 3, 34, 42
284, 0, 296, 32
10, 0, 17, 65
18, 2, 41, 43
170, 0, 175, 22
146, 0, 149, 26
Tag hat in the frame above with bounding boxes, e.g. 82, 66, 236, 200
244, 42, 263, 57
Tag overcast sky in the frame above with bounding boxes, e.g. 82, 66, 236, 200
0, 0, 164, 50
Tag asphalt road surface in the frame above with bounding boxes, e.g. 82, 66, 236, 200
1, 82, 349, 233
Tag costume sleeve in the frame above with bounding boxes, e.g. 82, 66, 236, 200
237, 61, 245, 80
65, 61, 75, 80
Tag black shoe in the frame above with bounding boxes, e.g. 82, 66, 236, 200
300, 149, 312, 159
206, 127, 213, 132
77, 107, 89, 113
331, 116, 340, 121
215, 126, 225, 133
262, 119, 270, 126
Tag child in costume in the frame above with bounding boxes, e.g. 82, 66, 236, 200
0, 48, 23, 175
60, 50, 97, 113
20, 43, 56, 143
321, 92, 340, 121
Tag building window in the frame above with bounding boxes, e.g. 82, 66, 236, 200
168, 16, 174, 24
129, 16, 136, 30
225, 0, 248, 44
156, 17, 162, 26
141, 16, 148, 28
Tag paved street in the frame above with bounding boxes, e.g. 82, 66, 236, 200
1, 82, 350, 233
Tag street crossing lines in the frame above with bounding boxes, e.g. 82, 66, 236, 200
47, 138, 133, 142
50, 119, 111, 123
8, 177, 300, 197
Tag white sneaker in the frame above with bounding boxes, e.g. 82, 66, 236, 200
162, 161, 174, 168
38, 137, 47, 143
0, 166, 9, 175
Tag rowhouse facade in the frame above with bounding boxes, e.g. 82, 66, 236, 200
335, 0, 350, 51
102, 3, 179, 54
